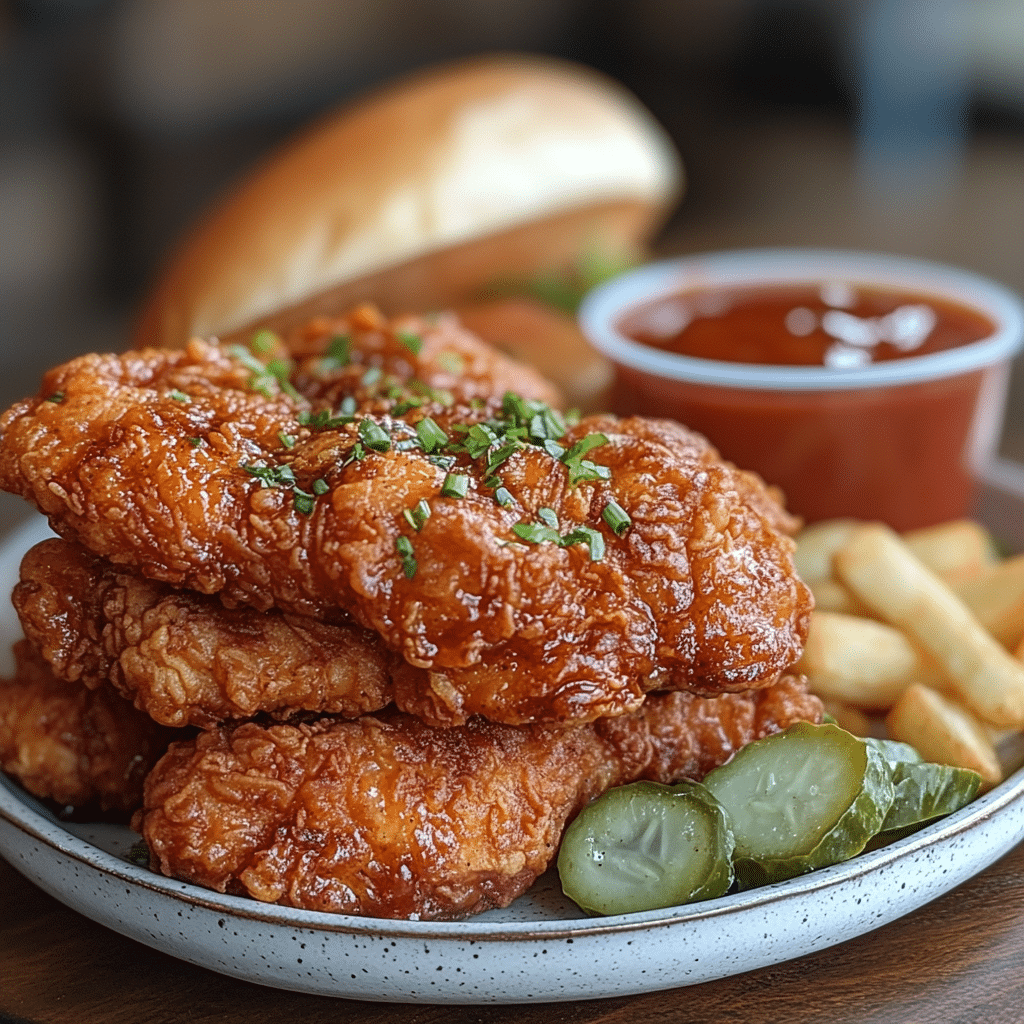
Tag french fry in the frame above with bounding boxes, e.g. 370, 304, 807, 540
820, 699, 871, 737
952, 553, 1024, 651
807, 578, 871, 616
796, 611, 944, 710
902, 519, 996, 582
886, 683, 1002, 789
834, 523, 1024, 728
794, 519, 862, 581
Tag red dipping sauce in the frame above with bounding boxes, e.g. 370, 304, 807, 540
621, 284, 994, 367
579, 253, 1024, 531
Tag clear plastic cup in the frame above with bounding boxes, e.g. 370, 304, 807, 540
578, 249, 1024, 530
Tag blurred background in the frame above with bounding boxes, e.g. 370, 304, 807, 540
1, 0, 1023, 532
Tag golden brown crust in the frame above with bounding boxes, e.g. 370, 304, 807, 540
0, 641, 176, 812
0, 319, 811, 726
132, 54, 681, 350
13, 538, 397, 728
136, 676, 822, 919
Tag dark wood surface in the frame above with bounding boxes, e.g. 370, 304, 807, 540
3, 840, 1024, 1024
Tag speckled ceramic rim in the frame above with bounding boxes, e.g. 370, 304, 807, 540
3, 753, 1024, 943
578, 249, 1024, 391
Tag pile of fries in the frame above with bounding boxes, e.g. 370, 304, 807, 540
794, 518, 1024, 790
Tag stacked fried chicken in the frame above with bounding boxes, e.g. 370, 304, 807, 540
0, 305, 820, 919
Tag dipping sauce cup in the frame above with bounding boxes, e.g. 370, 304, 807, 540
578, 250, 1024, 531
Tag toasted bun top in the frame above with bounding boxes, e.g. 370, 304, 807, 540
133, 53, 682, 350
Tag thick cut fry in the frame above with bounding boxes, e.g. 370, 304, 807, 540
902, 519, 995, 582
953, 554, 1024, 652
796, 611, 943, 710
834, 524, 1024, 728
794, 519, 862, 581
807, 578, 871, 617
886, 683, 1002, 789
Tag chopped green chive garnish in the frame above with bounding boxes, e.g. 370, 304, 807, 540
415, 416, 448, 453
563, 433, 608, 462
318, 334, 351, 372
494, 486, 514, 507
188, 436, 204, 448
396, 535, 417, 578
251, 329, 278, 354
243, 463, 297, 488
169, 389, 191, 403
293, 490, 315, 515
278, 432, 296, 449
361, 366, 382, 387
407, 379, 454, 406
512, 522, 563, 546
602, 499, 631, 536
441, 473, 469, 499
229, 343, 299, 400
312, 478, 329, 495
392, 397, 424, 415
45, 391, 65, 404
538, 507, 559, 530
562, 525, 605, 562
510, 515, 605, 561
357, 418, 391, 453
403, 498, 431, 531
397, 331, 423, 356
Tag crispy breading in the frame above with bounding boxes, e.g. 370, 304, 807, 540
13, 538, 396, 728
0, 641, 175, 812
136, 675, 822, 920
0, 311, 811, 725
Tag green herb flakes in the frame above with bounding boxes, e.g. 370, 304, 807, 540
396, 535, 417, 578
250, 329, 279, 354
441, 473, 469, 499
357, 418, 391, 453
602, 499, 631, 537
397, 331, 423, 356
415, 416, 448, 453
403, 498, 431, 531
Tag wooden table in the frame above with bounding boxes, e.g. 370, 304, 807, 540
3, 840, 1024, 1024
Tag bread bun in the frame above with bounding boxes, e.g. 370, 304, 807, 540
132, 53, 682, 354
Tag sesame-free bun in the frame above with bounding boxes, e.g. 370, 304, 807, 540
132, 53, 682, 354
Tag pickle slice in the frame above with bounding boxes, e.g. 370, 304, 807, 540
879, 759, 981, 833
703, 722, 894, 888
558, 780, 735, 916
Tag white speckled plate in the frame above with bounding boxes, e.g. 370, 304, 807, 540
3, 502, 1024, 1005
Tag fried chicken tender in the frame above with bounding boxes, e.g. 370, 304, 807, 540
136, 675, 822, 920
0, 641, 175, 812
0, 311, 811, 725
13, 538, 396, 728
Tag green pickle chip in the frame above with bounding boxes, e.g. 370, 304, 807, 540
703, 722, 895, 888
870, 740, 981, 838
558, 780, 735, 916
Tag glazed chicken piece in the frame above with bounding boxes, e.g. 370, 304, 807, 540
137, 674, 822, 920
0, 641, 176, 813
0, 311, 811, 726
14, 538, 397, 729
